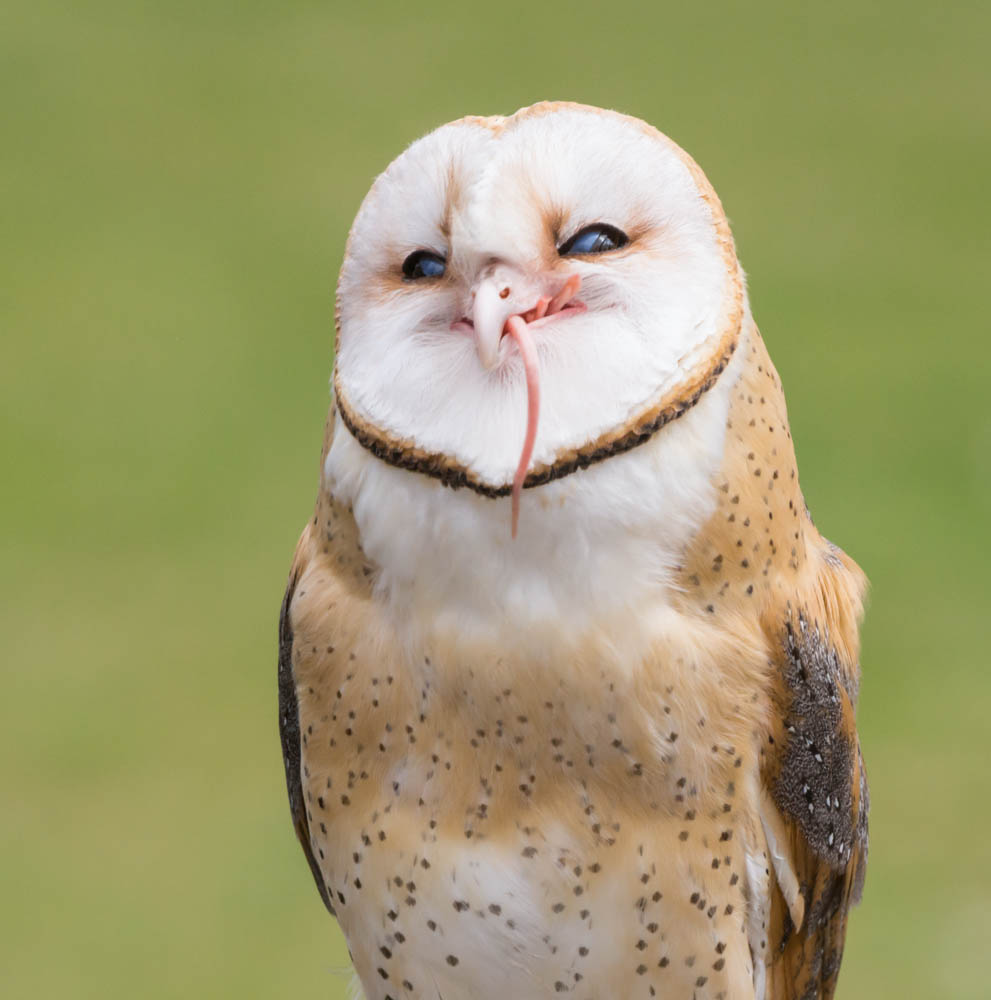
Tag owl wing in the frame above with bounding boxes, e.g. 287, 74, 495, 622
278, 528, 335, 914
759, 604, 869, 1000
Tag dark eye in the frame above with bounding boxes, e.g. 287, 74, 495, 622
558, 223, 629, 257
402, 249, 446, 280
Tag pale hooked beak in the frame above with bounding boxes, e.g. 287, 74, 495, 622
467, 270, 583, 370
471, 274, 516, 370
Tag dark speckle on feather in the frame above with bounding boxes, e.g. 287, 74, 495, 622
773, 614, 865, 869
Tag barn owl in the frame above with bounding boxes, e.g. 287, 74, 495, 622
278, 102, 869, 1000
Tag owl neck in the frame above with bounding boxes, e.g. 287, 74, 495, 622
672, 327, 866, 670
318, 325, 773, 661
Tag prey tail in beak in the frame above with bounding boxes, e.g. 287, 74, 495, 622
462, 271, 582, 537
504, 314, 540, 540
503, 272, 582, 539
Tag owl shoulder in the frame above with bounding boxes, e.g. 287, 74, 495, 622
759, 537, 869, 999
277, 456, 377, 913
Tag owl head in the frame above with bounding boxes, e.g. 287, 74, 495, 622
327, 102, 750, 636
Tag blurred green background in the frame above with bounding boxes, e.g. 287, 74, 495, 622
3, 1, 989, 996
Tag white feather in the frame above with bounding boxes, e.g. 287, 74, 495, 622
335, 107, 732, 486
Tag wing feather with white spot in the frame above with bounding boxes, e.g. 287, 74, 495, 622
759, 553, 869, 999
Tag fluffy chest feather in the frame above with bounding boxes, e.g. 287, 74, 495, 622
288, 501, 770, 998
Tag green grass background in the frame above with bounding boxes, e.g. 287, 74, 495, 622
3, 1, 989, 996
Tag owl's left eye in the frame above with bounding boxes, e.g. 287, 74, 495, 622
402, 250, 446, 280
558, 223, 629, 257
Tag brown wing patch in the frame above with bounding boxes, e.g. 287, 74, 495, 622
763, 611, 869, 999
775, 615, 862, 868
278, 559, 335, 915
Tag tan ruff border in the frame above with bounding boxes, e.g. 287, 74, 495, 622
333, 101, 744, 499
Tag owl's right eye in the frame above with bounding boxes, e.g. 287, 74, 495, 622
402, 250, 446, 280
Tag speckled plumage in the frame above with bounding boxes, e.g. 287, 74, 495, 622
278, 103, 869, 1000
